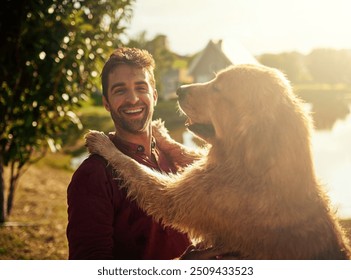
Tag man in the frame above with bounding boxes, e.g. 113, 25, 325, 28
67, 47, 229, 260
67, 47, 192, 259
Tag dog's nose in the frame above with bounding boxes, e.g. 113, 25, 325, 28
176, 85, 189, 99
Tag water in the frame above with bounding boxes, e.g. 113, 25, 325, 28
311, 107, 351, 219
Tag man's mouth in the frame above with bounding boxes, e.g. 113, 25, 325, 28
122, 107, 145, 117
124, 108, 144, 114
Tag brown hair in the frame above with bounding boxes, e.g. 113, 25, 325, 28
101, 47, 156, 99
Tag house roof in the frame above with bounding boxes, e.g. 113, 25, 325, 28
220, 40, 259, 65
188, 39, 259, 75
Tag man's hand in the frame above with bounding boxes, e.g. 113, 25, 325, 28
179, 245, 241, 260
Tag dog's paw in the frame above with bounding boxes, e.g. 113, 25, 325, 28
84, 130, 113, 156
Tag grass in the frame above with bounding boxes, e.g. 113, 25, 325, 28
0, 163, 70, 259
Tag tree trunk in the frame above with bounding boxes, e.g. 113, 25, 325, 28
0, 159, 6, 223
7, 161, 21, 216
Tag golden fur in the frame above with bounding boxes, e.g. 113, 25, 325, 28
86, 64, 351, 259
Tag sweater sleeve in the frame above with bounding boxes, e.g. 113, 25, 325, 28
66, 155, 116, 260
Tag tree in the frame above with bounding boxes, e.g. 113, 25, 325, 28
0, 0, 135, 223
259, 52, 311, 83
306, 48, 351, 84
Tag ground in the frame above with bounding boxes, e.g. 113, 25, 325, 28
0, 162, 70, 259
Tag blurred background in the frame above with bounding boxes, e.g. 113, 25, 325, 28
0, 0, 350, 259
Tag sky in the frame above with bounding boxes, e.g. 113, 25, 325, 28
125, 0, 351, 56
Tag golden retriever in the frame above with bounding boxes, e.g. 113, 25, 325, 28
85, 64, 351, 259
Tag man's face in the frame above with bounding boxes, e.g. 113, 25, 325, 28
103, 64, 157, 135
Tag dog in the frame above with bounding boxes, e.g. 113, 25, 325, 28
85, 64, 351, 259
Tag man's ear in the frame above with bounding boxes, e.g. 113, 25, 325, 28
102, 96, 111, 112
153, 89, 158, 106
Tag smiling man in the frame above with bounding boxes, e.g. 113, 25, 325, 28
66, 48, 190, 259
103, 63, 156, 147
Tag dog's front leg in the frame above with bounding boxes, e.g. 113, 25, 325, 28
152, 119, 205, 167
84, 131, 181, 224
85, 131, 214, 240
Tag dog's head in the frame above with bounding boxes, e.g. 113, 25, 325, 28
178, 65, 295, 140
177, 64, 313, 175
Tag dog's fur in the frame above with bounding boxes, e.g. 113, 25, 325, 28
85, 64, 351, 259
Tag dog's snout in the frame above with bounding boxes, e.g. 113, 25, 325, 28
176, 86, 185, 97
176, 85, 190, 100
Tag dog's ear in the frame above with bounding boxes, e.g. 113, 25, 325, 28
242, 121, 278, 177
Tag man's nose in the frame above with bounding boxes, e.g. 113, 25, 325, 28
126, 90, 139, 103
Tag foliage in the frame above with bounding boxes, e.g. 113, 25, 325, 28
306, 49, 351, 84
0, 0, 135, 222
258, 49, 351, 85
259, 52, 311, 83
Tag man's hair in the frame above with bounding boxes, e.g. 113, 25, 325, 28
101, 47, 156, 99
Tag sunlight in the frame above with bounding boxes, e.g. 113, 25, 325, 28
312, 107, 351, 218
127, 0, 351, 55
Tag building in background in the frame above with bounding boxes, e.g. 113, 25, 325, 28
160, 39, 258, 99
188, 39, 258, 83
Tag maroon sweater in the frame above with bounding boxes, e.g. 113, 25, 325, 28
66, 137, 190, 259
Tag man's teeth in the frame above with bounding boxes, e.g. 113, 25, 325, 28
124, 108, 143, 114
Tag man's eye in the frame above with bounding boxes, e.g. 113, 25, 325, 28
136, 87, 148, 93
113, 89, 126, 95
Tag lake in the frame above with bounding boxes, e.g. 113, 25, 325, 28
311, 104, 351, 219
